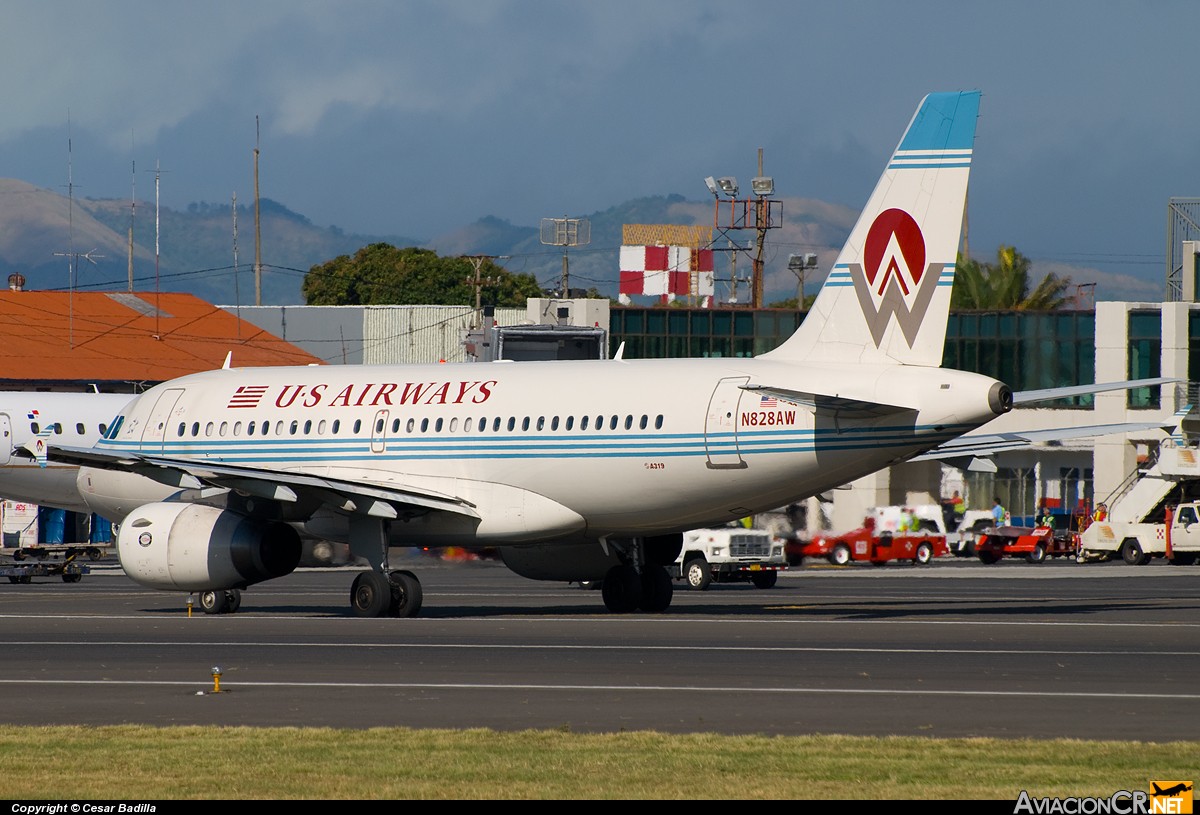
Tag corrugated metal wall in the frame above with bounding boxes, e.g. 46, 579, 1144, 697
224, 304, 545, 365
363, 306, 525, 364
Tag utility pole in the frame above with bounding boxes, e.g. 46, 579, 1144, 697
752, 149, 767, 309
232, 192, 242, 337
128, 157, 136, 292
253, 115, 263, 307
464, 255, 496, 328
153, 160, 165, 338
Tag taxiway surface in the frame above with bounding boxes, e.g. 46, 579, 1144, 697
1, 557, 1197, 741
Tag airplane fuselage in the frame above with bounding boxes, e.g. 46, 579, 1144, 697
78, 357, 1006, 546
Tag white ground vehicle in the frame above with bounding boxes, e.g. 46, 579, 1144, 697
673, 526, 787, 590
1079, 431, 1200, 563
1080, 500, 1200, 565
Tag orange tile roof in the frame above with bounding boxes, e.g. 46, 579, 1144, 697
0, 291, 322, 383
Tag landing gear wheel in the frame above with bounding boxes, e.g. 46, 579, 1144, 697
199, 589, 230, 615
750, 570, 778, 589
683, 558, 712, 590
225, 589, 242, 613
1027, 543, 1047, 564
1121, 540, 1148, 566
601, 564, 642, 613
637, 565, 673, 612
914, 542, 933, 565
387, 570, 423, 618
829, 545, 851, 566
351, 571, 392, 618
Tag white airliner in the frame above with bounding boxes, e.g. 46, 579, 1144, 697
0, 391, 130, 513
33, 91, 1170, 618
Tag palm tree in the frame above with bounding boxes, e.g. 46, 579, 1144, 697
951, 245, 1073, 310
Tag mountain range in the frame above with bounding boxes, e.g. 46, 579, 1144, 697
0, 177, 1162, 307
0, 177, 860, 307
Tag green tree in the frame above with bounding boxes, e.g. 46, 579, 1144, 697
302, 243, 543, 306
768, 294, 817, 310
951, 245, 1073, 310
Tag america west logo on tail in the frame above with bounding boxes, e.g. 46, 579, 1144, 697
849, 207, 949, 348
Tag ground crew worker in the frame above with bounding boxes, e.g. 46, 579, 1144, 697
992, 497, 1006, 527
1093, 502, 1108, 522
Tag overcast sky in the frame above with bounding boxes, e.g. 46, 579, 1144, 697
1, 1, 1195, 300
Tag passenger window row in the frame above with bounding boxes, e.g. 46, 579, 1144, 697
29, 422, 107, 436
172, 414, 667, 439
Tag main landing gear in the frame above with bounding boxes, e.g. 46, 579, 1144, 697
346, 515, 424, 618
595, 533, 682, 613
600, 563, 673, 613
350, 569, 423, 618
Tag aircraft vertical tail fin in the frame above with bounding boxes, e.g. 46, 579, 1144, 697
763, 91, 980, 367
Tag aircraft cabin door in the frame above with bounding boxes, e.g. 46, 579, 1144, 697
0, 414, 11, 465
139, 388, 185, 454
370, 409, 390, 453
705, 376, 747, 469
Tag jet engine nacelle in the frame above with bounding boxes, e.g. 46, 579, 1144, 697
117, 502, 302, 592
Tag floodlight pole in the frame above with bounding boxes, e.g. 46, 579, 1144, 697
707, 150, 780, 309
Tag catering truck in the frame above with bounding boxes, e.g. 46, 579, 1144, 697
1079, 421, 1200, 563
1079, 501, 1200, 565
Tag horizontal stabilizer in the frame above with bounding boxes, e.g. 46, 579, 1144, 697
741, 384, 917, 419
1013, 377, 1179, 405
913, 418, 1182, 461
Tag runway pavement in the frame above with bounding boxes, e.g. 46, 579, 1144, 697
1, 555, 1197, 741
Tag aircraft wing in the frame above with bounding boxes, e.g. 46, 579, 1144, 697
33, 444, 480, 521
